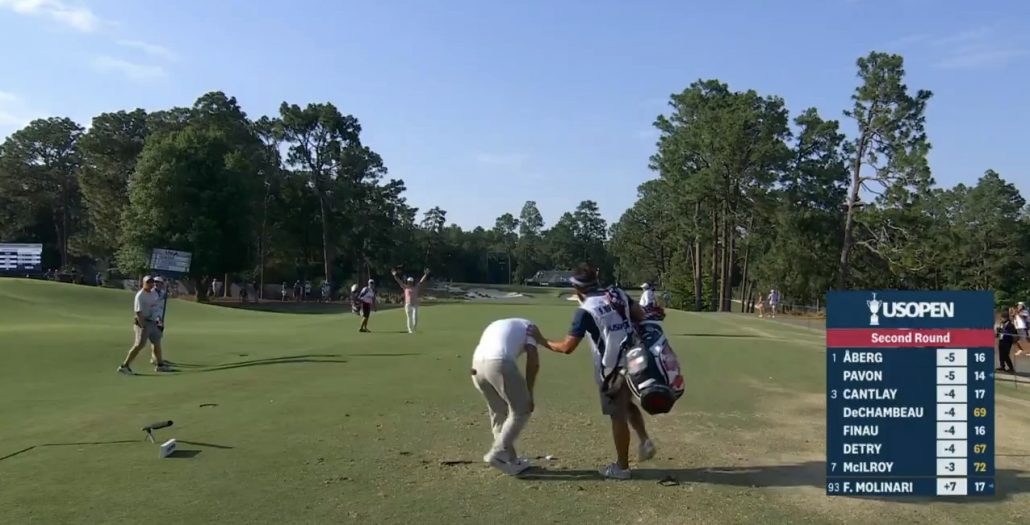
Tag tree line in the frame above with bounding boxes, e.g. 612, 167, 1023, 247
611, 52, 1029, 310
1, 51, 1027, 307
0, 92, 614, 299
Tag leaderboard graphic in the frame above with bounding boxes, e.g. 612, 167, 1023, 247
826, 291, 996, 497
0, 243, 43, 274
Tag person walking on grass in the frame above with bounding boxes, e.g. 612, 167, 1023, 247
118, 276, 171, 375
392, 268, 430, 333
357, 279, 377, 332
997, 311, 1017, 373
471, 318, 540, 476
530, 263, 656, 480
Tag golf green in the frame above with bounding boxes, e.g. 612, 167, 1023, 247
1, 279, 1027, 524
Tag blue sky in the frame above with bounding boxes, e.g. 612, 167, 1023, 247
1, 0, 1027, 229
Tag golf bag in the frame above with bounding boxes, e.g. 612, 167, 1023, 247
623, 320, 684, 415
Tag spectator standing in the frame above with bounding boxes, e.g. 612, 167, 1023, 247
357, 279, 377, 332
1013, 303, 1028, 356
997, 311, 1017, 373
639, 283, 656, 309
768, 289, 781, 318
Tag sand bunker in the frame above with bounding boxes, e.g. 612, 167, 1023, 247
427, 283, 528, 301
462, 287, 526, 300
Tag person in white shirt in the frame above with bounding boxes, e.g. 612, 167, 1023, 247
118, 276, 170, 374
1014, 302, 1029, 356
639, 283, 656, 309
357, 279, 377, 332
392, 268, 430, 334
471, 318, 540, 476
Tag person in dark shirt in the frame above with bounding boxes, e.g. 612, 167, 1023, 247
997, 311, 1017, 373
531, 263, 655, 480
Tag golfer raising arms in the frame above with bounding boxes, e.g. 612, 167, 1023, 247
392, 268, 430, 333
471, 318, 540, 476
530, 263, 655, 480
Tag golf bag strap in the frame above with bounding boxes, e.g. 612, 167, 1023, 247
599, 287, 634, 394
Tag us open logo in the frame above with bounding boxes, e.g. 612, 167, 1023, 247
867, 292, 956, 326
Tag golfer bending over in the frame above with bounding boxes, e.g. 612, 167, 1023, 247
471, 318, 540, 476
530, 263, 655, 480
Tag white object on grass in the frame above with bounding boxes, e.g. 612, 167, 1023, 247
160, 438, 177, 458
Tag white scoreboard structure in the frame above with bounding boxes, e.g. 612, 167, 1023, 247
0, 243, 44, 274
149, 248, 192, 276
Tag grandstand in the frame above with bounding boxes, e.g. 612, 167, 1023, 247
525, 270, 574, 287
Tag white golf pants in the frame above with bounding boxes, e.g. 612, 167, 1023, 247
471, 358, 531, 461
405, 303, 419, 333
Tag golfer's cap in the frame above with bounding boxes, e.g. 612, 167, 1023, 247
143, 275, 155, 283
154, 276, 164, 283
406, 276, 414, 282
641, 283, 650, 289
368, 279, 375, 284
1019, 302, 1026, 307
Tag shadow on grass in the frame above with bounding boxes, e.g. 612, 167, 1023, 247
141, 354, 348, 374
178, 440, 234, 449
518, 461, 1030, 502
0, 440, 139, 462
192, 357, 348, 373
0, 438, 232, 462
167, 449, 201, 458
350, 353, 419, 358
206, 301, 430, 316
674, 333, 761, 339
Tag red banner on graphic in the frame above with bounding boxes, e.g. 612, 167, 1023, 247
825, 329, 995, 348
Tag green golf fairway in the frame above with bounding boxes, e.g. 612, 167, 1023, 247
1, 279, 1028, 524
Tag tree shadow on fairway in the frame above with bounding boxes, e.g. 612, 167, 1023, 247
0, 440, 139, 462
521, 461, 1030, 502
350, 352, 419, 357
0, 438, 235, 462
194, 357, 348, 373
177, 440, 233, 449
156, 354, 348, 374
674, 333, 761, 339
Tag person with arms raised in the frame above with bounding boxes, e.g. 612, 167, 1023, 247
392, 268, 430, 334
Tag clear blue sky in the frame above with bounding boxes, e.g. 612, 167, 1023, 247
1, 0, 1027, 229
